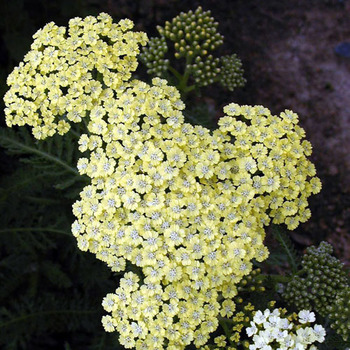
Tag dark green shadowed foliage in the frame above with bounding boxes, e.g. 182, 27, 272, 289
0, 126, 123, 350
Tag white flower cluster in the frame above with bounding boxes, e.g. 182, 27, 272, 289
246, 308, 325, 350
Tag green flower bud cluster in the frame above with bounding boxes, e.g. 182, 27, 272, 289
159, 6, 223, 59
284, 242, 349, 340
237, 268, 265, 294
220, 54, 246, 91
327, 286, 350, 341
140, 7, 245, 94
139, 36, 169, 76
189, 55, 221, 87
200, 301, 256, 350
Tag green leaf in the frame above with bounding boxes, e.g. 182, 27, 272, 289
0, 127, 89, 197
0, 294, 100, 350
41, 261, 73, 288
271, 224, 300, 273
0, 127, 79, 175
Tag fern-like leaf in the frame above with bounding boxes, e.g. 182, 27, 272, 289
41, 261, 73, 288
0, 294, 101, 350
0, 127, 88, 194
271, 225, 300, 273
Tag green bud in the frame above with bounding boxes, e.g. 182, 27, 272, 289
140, 36, 169, 77
284, 241, 350, 341
218, 54, 246, 91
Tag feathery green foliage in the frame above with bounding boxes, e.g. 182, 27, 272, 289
271, 225, 300, 273
0, 127, 88, 195
0, 127, 119, 349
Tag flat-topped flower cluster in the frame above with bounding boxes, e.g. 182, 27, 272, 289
71, 75, 320, 348
3, 13, 321, 350
246, 308, 325, 350
4, 13, 147, 139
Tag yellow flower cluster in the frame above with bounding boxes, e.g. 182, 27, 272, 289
71, 74, 320, 349
219, 104, 321, 230
3, 13, 147, 139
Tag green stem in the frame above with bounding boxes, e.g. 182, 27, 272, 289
183, 85, 196, 93
0, 227, 72, 237
0, 309, 98, 329
177, 55, 193, 96
219, 318, 234, 346
2, 135, 79, 176
168, 65, 183, 81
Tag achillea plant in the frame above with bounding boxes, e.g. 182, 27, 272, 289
140, 7, 246, 96
4, 9, 347, 350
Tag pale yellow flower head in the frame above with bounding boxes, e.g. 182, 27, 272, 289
71, 79, 320, 349
4, 13, 147, 139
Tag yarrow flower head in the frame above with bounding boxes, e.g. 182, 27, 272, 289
71, 81, 320, 348
219, 54, 246, 91
246, 308, 325, 350
4, 13, 147, 139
